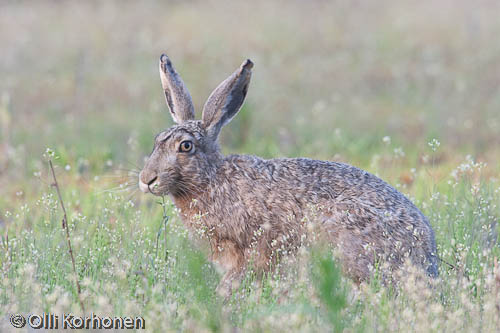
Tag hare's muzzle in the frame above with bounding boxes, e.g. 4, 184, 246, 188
138, 180, 150, 193
138, 172, 158, 194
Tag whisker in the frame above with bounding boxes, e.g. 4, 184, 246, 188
110, 168, 140, 175
100, 174, 138, 181
123, 159, 141, 170
96, 183, 138, 195
125, 188, 140, 202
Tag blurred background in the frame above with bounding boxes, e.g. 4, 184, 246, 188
0, 0, 499, 198
2, 2, 500, 328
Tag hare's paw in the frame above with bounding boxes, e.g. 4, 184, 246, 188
216, 269, 245, 301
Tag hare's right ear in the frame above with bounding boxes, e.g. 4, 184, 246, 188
202, 59, 253, 141
159, 54, 195, 124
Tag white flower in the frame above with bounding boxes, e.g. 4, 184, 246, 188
428, 138, 440, 152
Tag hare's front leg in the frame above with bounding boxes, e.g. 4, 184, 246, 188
212, 240, 245, 298
216, 267, 246, 298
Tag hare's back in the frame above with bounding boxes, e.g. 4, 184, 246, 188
272, 158, 422, 212
226, 155, 426, 219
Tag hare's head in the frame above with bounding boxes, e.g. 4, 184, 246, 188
139, 54, 253, 196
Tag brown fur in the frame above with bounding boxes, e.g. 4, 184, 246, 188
139, 54, 438, 294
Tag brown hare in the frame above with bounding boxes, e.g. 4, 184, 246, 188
139, 54, 438, 295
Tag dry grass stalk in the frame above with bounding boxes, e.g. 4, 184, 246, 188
49, 160, 85, 313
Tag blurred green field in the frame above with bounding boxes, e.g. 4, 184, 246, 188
1, 1, 500, 331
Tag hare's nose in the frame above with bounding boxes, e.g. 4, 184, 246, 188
139, 172, 158, 193
146, 176, 158, 186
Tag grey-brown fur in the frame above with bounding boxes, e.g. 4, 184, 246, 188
140, 54, 438, 294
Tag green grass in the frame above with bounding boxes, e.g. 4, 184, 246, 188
1, 1, 500, 331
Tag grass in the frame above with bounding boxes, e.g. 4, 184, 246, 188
1, 0, 500, 331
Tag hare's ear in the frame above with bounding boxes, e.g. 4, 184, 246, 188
159, 54, 195, 124
202, 59, 253, 140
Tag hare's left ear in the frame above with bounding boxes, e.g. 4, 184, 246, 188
159, 54, 195, 124
202, 59, 253, 141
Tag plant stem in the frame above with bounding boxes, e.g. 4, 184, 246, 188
49, 160, 85, 313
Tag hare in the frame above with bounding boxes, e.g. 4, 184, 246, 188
139, 54, 438, 295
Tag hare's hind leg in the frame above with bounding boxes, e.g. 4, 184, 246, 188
323, 226, 375, 283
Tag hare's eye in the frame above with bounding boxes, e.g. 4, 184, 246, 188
179, 140, 193, 153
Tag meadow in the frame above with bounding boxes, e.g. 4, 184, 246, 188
1, 0, 500, 331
